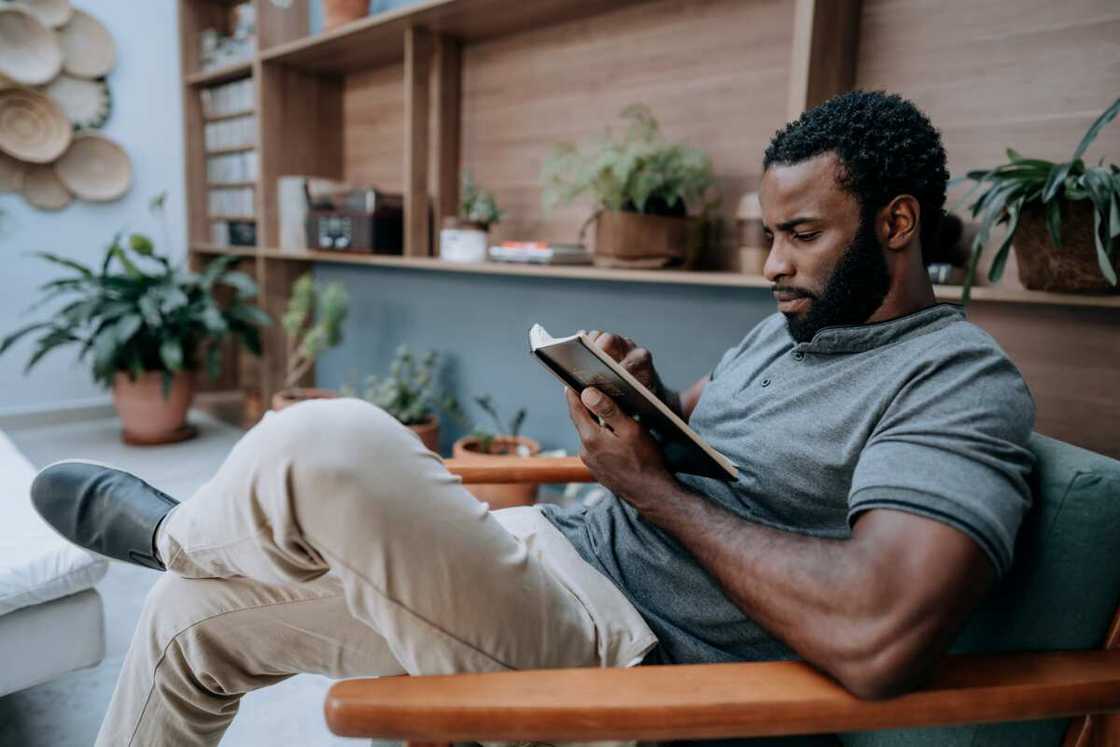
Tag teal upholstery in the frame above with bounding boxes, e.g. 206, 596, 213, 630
842, 434, 1120, 746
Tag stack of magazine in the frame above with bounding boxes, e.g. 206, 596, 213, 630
489, 241, 592, 265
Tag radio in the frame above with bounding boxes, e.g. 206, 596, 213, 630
304, 187, 404, 254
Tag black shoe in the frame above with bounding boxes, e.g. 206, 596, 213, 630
31, 460, 180, 571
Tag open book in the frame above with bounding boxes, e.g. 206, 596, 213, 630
529, 324, 738, 482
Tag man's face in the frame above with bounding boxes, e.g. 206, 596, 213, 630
759, 153, 891, 343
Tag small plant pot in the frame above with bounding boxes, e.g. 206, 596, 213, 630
439, 217, 489, 263
452, 435, 541, 510
322, 0, 368, 29
113, 371, 196, 446
594, 209, 701, 269
1013, 200, 1120, 292
271, 387, 339, 412
406, 414, 440, 453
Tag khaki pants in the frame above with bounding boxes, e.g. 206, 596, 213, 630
97, 398, 657, 746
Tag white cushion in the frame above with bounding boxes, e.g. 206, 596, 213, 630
0, 431, 108, 616
0, 588, 105, 696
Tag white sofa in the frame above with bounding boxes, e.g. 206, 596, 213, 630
0, 431, 108, 696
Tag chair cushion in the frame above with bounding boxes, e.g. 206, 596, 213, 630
0, 431, 108, 616
842, 434, 1120, 747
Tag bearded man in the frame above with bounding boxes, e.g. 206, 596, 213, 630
32, 90, 1034, 746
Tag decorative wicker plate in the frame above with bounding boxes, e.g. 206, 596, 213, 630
14, 0, 74, 29
0, 86, 71, 163
22, 162, 71, 210
43, 73, 111, 128
58, 9, 115, 79
53, 132, 131, 201
0, 5, 63, 85
0, 151, 26, 193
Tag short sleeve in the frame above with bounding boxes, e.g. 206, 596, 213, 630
847, 337, 1036, 577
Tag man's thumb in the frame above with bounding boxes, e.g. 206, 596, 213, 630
581, 387, 617, 418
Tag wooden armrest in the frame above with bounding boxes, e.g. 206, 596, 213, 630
324, 650, 1120, 741
442, 455, 593, 484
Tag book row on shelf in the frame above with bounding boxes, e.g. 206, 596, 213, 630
207, 151, 258, 184
204, 115, 257, 152
199, 78, 254, 118
210, 220, 256, 248
208, 186, 255, 217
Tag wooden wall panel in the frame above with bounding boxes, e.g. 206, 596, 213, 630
459, 0, 795, 270
343, 64, 406, 191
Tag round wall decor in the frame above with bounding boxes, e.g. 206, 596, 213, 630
0, 5, 63, 85
53, 132, 131, 201
12, 0, 74, 30
58, 9, 115, 79
22, 162, 71, 210
0, 86, 71, 163
43, 74, 111, 128
0, 151, 26, 193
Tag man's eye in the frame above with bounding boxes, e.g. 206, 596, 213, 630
793, 232, 820, 242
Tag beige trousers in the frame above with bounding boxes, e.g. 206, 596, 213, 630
96, 398, 657, 746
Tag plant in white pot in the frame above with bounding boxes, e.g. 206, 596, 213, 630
0, 205, 268, 444
452, 394, 540, 509
958, 97, 1119, 299
541, 104, 719, 269
439, 171, 504, 263
345, 345, 461, 454
273, 272, 349, 411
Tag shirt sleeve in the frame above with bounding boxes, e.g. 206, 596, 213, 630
847, 337, 1036, 577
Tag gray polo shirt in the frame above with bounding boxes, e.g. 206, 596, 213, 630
541, 304, 1036, 665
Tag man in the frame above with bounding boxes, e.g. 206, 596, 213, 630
32, 91, 1034, 746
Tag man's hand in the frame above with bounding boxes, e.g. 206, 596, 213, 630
584, 331, 677, 407
565, 386, 675, 508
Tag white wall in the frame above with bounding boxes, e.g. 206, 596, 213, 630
0, 0, 186, 415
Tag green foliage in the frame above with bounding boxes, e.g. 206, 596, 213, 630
469, 394, 527, 455
958, 97, 1120, 301
540, 104, 717, 216
459, 171, 504, 228
346, 345, 461, 426
0, 226, 268, 395
282, 273, 349, 389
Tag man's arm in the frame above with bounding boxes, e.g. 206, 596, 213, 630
566, 387, 994, 699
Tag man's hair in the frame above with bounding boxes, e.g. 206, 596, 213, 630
763, 91, 949, 254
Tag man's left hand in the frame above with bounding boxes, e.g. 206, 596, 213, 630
565, 387, 675, 510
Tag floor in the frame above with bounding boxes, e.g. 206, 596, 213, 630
0, 411, 366, 746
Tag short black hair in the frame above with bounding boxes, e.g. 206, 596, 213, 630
763, 91, 949, 254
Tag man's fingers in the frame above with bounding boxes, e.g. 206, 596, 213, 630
593, 332, 630, 361
565, 387, 601, 442
580, 387, 630, 433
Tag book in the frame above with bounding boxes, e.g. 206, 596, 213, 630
489, 242, 592, 265
529, 324, 738, 482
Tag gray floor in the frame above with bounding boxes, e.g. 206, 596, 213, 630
0, 412, 365, 746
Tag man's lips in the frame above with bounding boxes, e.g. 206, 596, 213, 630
773, 288, 814, 308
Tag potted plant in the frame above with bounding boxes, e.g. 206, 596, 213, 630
345, 345, 461, 453
0, 201, 269, 445
452, 394, 541, 509
322, 0, 368, 30
959, 97, 1119, 299
541, 104, 718, 269
273, 272, 349, 411
439, 171, 504, 263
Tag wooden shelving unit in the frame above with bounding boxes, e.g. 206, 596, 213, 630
179, 0, 1118, 424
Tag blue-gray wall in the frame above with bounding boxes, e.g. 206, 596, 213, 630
314, 264, 776, 454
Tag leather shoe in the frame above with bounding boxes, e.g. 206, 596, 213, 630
31, 460, 179, 571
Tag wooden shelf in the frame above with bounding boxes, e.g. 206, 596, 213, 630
207, 215, 257, 222
258, 0, 648, 74
188, 245, 1120, 308
193, 244, 256, 257
184, 59, 253, 86
204, 108, 255, 123
207, 181, 256, 189
204, 145, 256, 156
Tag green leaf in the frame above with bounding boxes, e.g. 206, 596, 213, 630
217, 270, 258, 298
32, 251, 94, 278
1045, 198, 1063, 248
112, 245, 143, 279
0, 322, 53, 356
114, 314, 143, 343
987, 201, 1022, 283
227, 304, 271, 327
1072, 97, 1120, 162
1042, 162, 1073, 203
138, 294, 162, 328
25, 330, 80, 373
1093, 207, 1118, 285
1111, 191, 1120, 240
200, 304, 228, 335
159, 338, 183, 372
128, 233, 155, 256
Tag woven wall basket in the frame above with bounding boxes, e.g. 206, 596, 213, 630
22, 163, 71, 210
0, 151, 26, 193
0, 5, 63, 85
14, 0, 73, 29
54, 132, 132, 202
0, 86, 71, 163
58, 9, 115, 79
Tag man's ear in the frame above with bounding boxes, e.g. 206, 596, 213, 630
880, 195, 920, 252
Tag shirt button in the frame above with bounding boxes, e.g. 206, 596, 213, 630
761, 378, 771, 387
793, 351, 805, 361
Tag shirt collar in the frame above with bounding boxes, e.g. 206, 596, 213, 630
792, 303, 965, 354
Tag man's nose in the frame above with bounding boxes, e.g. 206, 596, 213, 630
763, 240, 794, 283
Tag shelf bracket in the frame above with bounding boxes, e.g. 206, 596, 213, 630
787, 0, 862, 120
405, 26, 435, 257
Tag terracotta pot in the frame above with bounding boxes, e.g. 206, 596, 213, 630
271, 387, 339, 412
112, 371, 195, 446
407, 414, 440, 453
452, 435, 541, 509
1013, 200, 1120, 292
594, 209, 702, 269
322, 0, 368, 29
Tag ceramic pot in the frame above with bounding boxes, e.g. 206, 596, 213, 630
112, 371, 195, 446
451, 435, 541, 509
439, 217, 489, 263
323, 0, 368, 30
594, 209, 701, 269
407, 414, 440, 453
1013, 200, 1120, 292
271, 387, 339, 412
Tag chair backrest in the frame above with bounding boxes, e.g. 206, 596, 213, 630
842, 434, 1120, 747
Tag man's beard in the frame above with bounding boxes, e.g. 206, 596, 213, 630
780, 216, 892, 344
